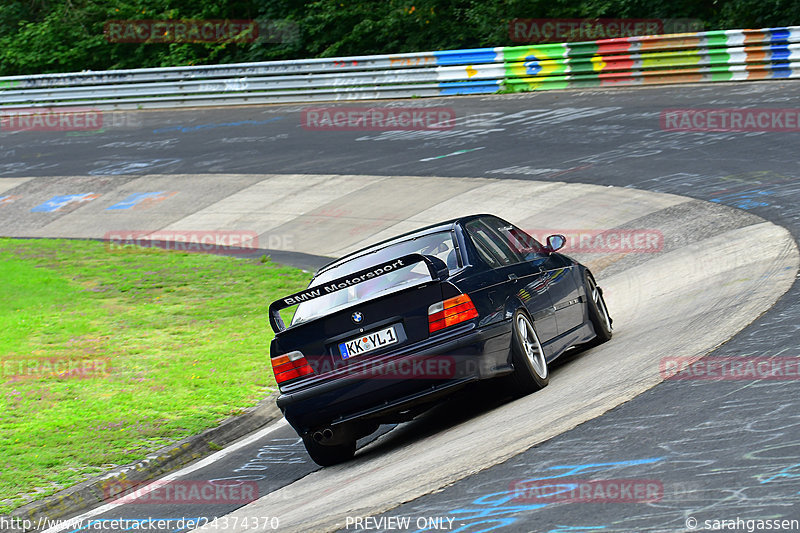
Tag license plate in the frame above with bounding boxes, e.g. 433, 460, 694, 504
338, 325, 398, 360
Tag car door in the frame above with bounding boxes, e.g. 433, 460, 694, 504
463, 218, 559, 347
541, 249, 585, 335
488, 219, 585, 337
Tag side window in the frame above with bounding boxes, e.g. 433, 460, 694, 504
481, 218, 528, 264
465, 219, 521, 267
471, 231, 501, 268
480, 217, 550, 264
503, 224, 550, 262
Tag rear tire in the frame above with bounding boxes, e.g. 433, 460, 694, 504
585, 272, 613, 345
302, 436, 356, 467
507, 309, 550, 396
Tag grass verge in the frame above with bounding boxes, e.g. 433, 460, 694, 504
0, 238, 313, 513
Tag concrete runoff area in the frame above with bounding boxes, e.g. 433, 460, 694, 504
0, 173, 742, 259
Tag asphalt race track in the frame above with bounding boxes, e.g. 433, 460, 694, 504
2, 80, 800, 533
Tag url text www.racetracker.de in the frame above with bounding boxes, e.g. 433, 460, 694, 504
0, 516, 280, 532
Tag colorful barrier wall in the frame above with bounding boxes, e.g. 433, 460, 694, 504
1, 26, 798, 109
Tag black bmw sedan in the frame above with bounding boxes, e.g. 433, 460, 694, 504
268, 214, 612, 466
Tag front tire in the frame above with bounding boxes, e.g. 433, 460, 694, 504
585, 272, 612, 345
507, 309, 550, 396
302, 436, 356, 467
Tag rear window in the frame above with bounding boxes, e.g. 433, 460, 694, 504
290, 231, 458, 325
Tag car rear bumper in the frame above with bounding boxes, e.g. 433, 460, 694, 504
276, 319, 512, 435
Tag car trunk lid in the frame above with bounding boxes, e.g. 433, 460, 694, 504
269, 253, 449, 382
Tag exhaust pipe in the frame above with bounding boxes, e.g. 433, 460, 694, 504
312, 427, 334, 443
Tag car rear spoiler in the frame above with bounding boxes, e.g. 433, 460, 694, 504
268, 253, 449, 333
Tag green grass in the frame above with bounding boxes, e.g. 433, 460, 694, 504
0, 239, 313, 513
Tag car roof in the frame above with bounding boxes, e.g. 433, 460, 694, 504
315, 213, 494, 276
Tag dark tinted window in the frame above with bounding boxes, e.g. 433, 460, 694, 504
492, 221, 549, 262
465, 219, 523, 267
470, 230, 502, 268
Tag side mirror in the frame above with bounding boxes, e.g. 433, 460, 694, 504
546, 234, 566, 253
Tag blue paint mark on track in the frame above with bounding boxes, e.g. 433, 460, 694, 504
31, 193, 97, 212
107, 192, 172, 210
710, 189, 774, 209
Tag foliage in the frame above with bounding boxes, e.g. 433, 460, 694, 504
0, 1, 798, 86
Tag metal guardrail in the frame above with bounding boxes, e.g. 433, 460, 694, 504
1, 26, 799, 109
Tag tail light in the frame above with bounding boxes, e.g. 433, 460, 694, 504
271, 351, 314, 384
428, 294, 478, 333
